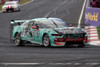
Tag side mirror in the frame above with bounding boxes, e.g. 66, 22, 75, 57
32, 26, 37, 29
68, 24, 72, 27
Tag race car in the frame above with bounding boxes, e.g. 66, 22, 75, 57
10, 18, 88, 47
2, 1, 20, 12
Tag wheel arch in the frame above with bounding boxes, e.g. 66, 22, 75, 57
42, 33, 51, 47
14, 32, 19, 38
42, 33, 48, 40
42, 33, 51, 43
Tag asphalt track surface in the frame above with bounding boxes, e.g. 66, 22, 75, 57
0, 0, 100, 67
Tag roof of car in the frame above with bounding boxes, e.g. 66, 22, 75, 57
5, 1, 18, 4
31, 18, 62, 22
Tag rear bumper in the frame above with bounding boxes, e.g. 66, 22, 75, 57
3, 8, 19, 12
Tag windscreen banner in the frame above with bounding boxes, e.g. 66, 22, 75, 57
85, 0, 100, 27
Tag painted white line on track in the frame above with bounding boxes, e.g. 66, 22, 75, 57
0, 63, 100, 66
78, 0, 87, 28
49, 63, 100, 65
0, 63, 44, 65
74, 63, 81, 65
86, 63, 100, 65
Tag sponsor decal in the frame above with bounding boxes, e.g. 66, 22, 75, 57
87, 12, 99, 22
54, 37, 87, 42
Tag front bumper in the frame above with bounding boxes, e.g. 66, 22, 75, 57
50, 34, 88, 47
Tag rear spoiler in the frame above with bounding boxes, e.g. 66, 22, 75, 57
11, 20, 29, 25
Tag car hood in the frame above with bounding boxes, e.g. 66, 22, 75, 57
54, 27, 86, 34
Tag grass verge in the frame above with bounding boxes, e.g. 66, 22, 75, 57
0, 0, 32, 11
0, 4, 3, 11
97, 27, 100, 39
19, 0, 32, 5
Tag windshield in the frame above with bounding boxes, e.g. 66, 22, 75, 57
40, 19, 68, 28
51, 19, 69, 28
40, 20, 57, 28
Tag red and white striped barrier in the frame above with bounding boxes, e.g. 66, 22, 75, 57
85, 26, 100, 46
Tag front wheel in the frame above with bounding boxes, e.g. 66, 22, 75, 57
43, 34, 51, 47
15, 33, 24, 46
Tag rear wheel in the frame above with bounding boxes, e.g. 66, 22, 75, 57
18, 7, 20, 11
15, 33, 25, 46
43, 34, 51, 47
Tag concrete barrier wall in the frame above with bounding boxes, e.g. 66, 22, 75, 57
85, 0, 100, 27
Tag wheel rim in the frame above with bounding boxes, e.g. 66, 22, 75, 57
15, 35, 20, 46
43, 36, 50, 47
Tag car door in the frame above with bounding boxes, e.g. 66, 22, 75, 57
31, 21, 41, 43
27, 21, 34, 38
21, 21, 34, 41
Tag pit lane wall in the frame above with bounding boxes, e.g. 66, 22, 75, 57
0, 0, 20, 4
85, 0, 100, 46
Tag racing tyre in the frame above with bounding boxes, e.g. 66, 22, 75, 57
8, 10, 12, 12
18, 8, 21, 11
15, 33, 25, 46
43, 34, 51, 47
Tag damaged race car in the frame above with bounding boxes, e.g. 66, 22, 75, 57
10, 18, 88, 47
2, 1, 20, 13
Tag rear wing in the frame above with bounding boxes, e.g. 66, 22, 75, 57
11, 20, 28, 24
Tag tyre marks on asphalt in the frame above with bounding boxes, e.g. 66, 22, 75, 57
44, 0, 70, 18
44, 0, 81, 19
